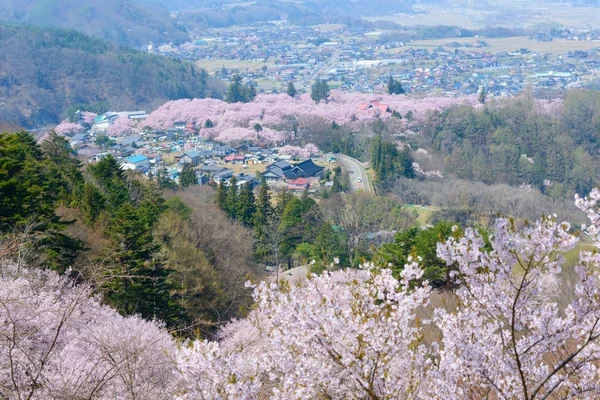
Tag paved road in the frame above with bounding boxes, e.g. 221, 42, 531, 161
338, 154, 375, 195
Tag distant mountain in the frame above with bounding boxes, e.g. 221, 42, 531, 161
0, 24, 219, 128
177, 0, 417, 27
0, 0, 189, 47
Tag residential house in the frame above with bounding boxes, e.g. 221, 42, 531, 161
358, 101, 391, 113
287, 178, 309, 191
180, 151, 202, 166
262, 160, 294, 181
121, 155, 150, 171
213, 168, 234, 183
292, 159, 325, 179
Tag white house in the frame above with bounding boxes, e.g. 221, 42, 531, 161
121, 155, 150, 171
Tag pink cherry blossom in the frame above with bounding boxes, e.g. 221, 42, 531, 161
80, 112, 98, 126
55, 120, 84, 136
0, 264, 178, 399
107, 117, 136, 137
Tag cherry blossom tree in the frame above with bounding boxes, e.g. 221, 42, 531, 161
432, 191, 600, 399
176, 262, 432, 399
80, 111, 98, 126
54, 120, 84, 136
0, 264, 178, 399
107, 117, 136, 137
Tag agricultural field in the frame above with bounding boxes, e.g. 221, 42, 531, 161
365, 1, 600, 30
402, 36, 600, 54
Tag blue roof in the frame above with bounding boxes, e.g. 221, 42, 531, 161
126, 155, 149, 163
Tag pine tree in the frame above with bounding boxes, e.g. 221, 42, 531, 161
226, 176, 239, 218
253, 177, 272, 228
479, 87, 487, 104
286, 81, 297, 97
80, 183, 105, 225
236, 183, 256, 227
216, 180, 228, 212
102, 203, 183, 326
311, 79, 329, 104
225, 75, 243, 103
387, 76, 405, 95
179, 163, 197, 189
204, 119, 214, 128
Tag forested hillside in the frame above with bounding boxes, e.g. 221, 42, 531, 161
0, 0, 188, 47
0, 25, 216, 128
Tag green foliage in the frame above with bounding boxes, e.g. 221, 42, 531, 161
378, 221, 462, 288
236, 183, 256, 227
286, 81, 297, 97
204, 119, 214, 128
102, 203, 184, 326
370, 135, 415, 186
179, 163, 197, 189
311, 79, 330, 104
427, 93, 600, 195
0, 24, 211, 127
387, 76, 405, 95
0, 131, 84, 272
88, 155, 128, 211
478, 87, 487, 104
225, 75, 256, 103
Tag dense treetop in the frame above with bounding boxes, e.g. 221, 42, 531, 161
0, 0, 189, 47
0, 24, 215, 128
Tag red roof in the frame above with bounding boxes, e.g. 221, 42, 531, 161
358, 101, 391, 113
287, 178, 308, 185
224, 155, 235, 161
234, 155, 245, 160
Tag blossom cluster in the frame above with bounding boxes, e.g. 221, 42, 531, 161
412, 162, 443, 179
6, 191, 600, 398
0, 265, 178, 399
54, 119, 85, 136
143, 91, 480, 145
107, 116, 137, 137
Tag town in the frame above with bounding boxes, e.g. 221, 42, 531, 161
150, 21, 600, 97
71, 110, 337, 196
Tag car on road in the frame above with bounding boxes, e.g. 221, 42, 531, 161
357, 177, 363, 182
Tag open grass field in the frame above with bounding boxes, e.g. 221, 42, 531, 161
311, 23, 346, 33
399, 36, 600, 54
403, 204, 440, 227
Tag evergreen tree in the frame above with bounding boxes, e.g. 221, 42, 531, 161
236, 183, 256, 227
225, 75, 256, 103
286, 81, 297, 97
225, 75, 244, 103
179, 163, 197, 189
253, 123, 263, 134
387, 76, 405, 95
479, 87, 487, 104
243, 84, 257, 102
80, 183, 105, 225
157, 168, 178, 191
311, 79, 329, 104
102, 203, 183, 326
0, 131, 84, 272
216, 180, 228, 212
253, 178, 271, 228
88, 155, 128, 211
204, 119, 214, 128
41, 131, 84, 206
226, 176, 239, 218
399, 146, 416, 179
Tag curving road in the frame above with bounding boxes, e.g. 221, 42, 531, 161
337, 154, 375, 195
